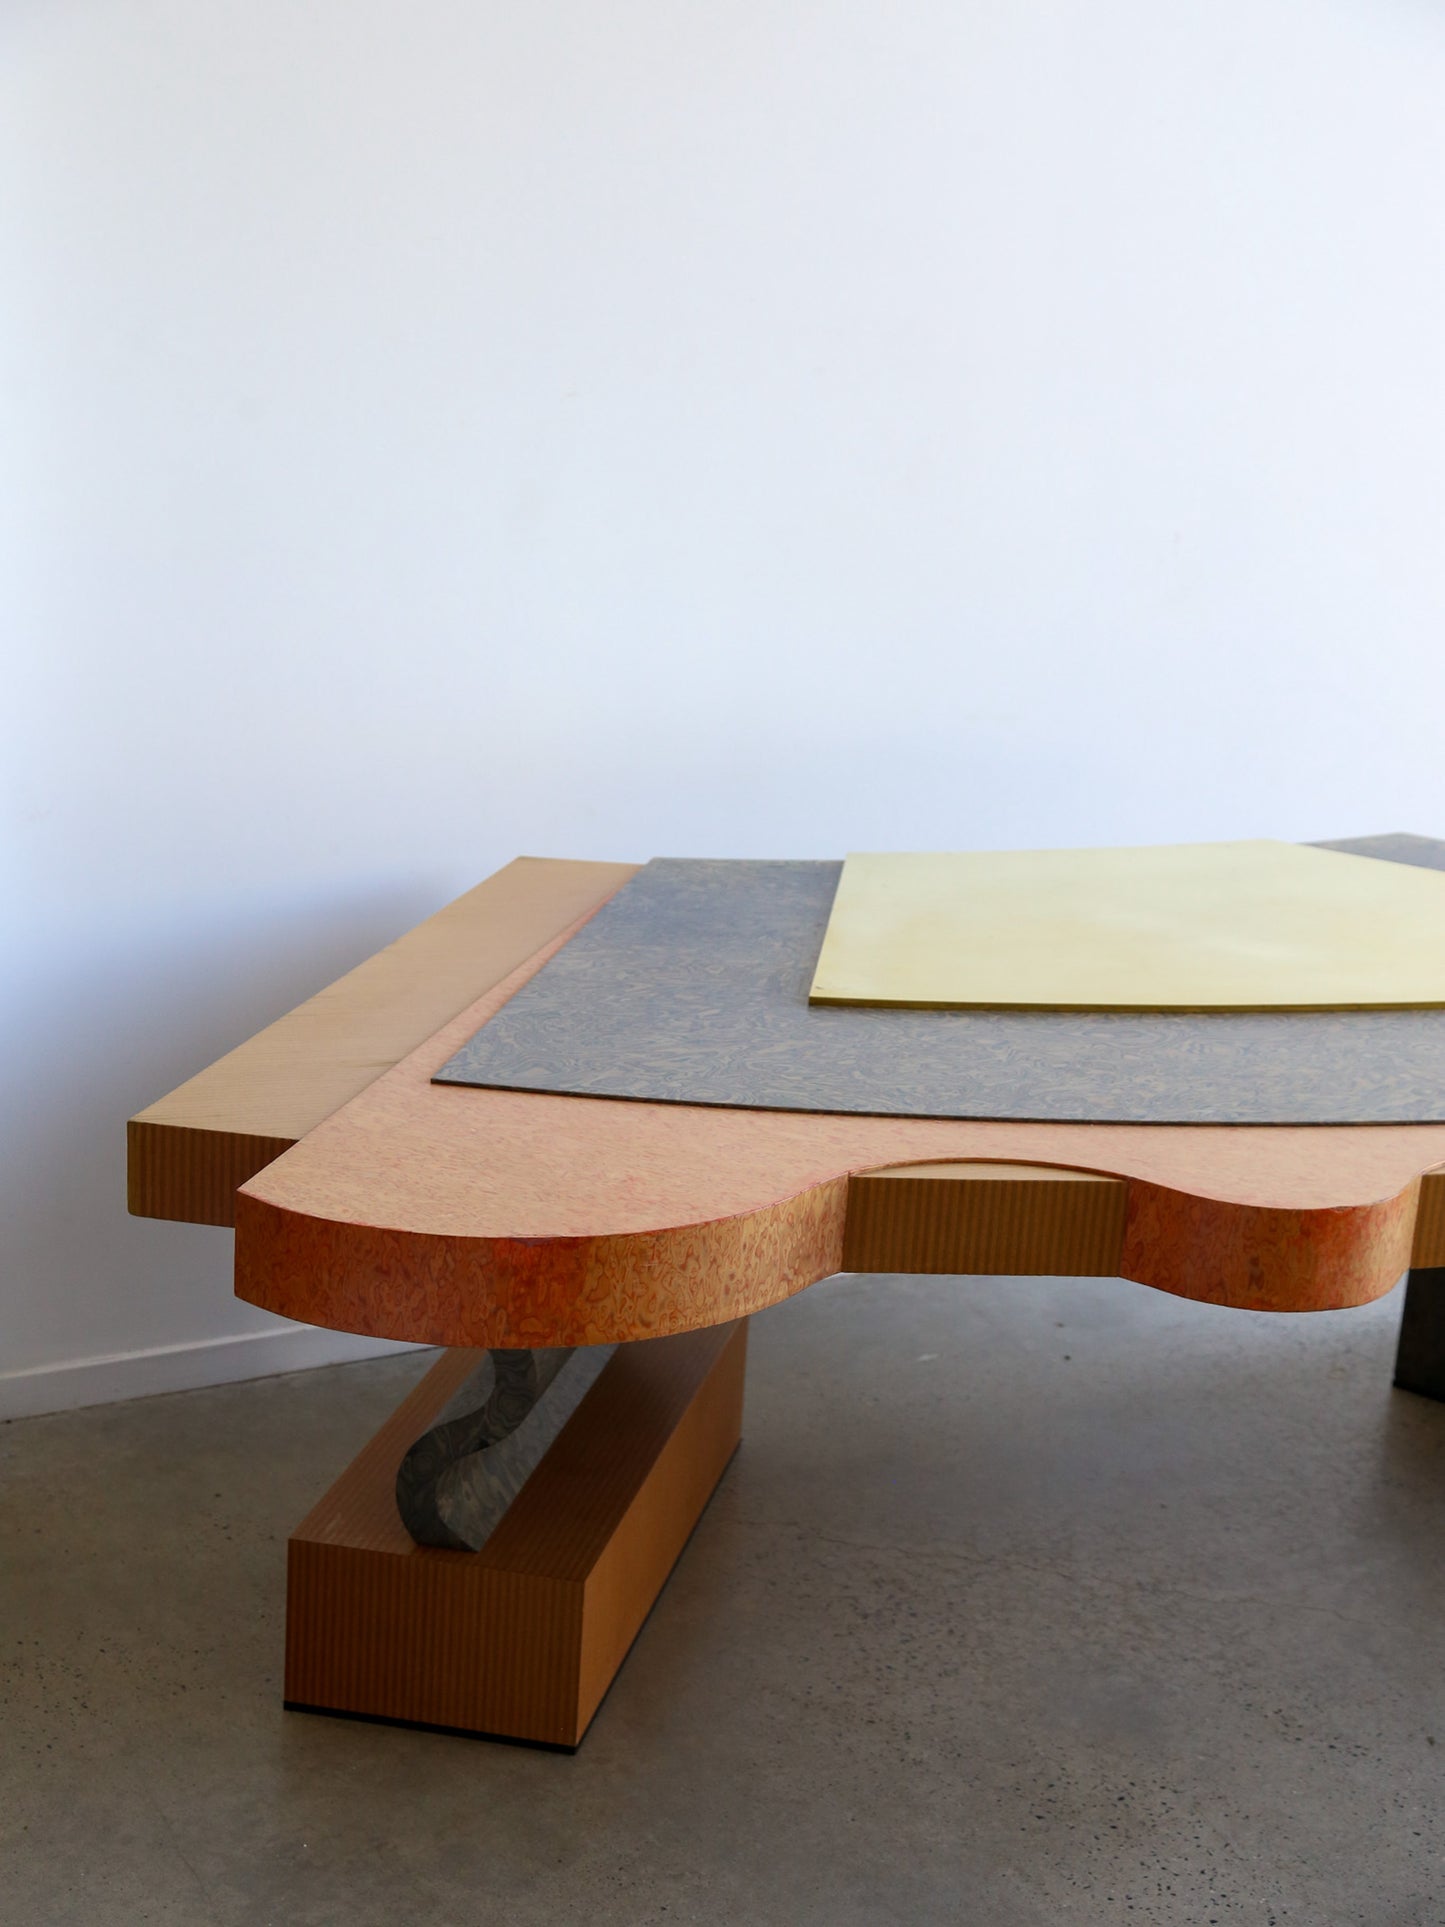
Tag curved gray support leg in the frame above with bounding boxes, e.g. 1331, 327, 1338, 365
396, 1345, 615, 1550
1395, 1267, 1445, 1401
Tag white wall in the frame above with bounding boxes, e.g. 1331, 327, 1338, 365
3, 0, 1443, 1415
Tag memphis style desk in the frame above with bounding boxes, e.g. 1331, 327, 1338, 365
129, 856, 1445, 1750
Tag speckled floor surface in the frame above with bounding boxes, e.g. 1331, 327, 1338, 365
3, 1271, 1443, 1925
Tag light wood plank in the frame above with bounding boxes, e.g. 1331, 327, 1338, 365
128, 856, 638, 1224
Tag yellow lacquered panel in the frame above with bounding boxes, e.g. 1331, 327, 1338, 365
809, 841, 1445, 1011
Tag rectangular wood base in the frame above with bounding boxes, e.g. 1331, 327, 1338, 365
285, 1319, 748, 1750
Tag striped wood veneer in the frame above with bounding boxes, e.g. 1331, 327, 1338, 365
844, 1162, 1130, 1276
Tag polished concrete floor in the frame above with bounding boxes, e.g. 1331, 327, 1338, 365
3, 1271, 1444, 1926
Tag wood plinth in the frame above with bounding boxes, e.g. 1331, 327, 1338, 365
284, 1320, 747, 1750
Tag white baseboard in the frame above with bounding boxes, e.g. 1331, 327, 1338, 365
0, 1324, 426, 1422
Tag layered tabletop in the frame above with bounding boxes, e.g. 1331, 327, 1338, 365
129, 852, 1445, 1349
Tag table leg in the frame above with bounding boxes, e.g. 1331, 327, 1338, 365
284, 1320, 747, 1750
395, 1345, 617, 1550
1394, 1268, 1445, 1400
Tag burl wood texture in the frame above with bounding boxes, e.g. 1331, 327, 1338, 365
128, 857, 638, 1225
286, 1320, 747, 1749
234, 870, 1445, 1342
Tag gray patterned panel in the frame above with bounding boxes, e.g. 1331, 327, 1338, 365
397, 1346, 616, 1552
433, 837, 1445, 1125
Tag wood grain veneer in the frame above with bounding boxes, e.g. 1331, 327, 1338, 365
128, 857, 638, 1224
285, 1320, 747, 1749
1411, 1173, 1445, 1262
844, 1163, 1130, 1276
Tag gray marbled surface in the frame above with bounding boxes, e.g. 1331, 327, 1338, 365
396, 1346, 616, 1552
433, 833, 1445, 1125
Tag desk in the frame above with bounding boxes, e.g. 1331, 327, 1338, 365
129, 857, 1445, 1748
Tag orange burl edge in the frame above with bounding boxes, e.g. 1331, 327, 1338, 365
234, 923, 1445, 1346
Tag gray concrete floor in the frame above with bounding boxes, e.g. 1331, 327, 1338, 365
3, 1272, 1444, 1926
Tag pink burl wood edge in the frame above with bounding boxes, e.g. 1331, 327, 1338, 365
233, 908, 1445, 1347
